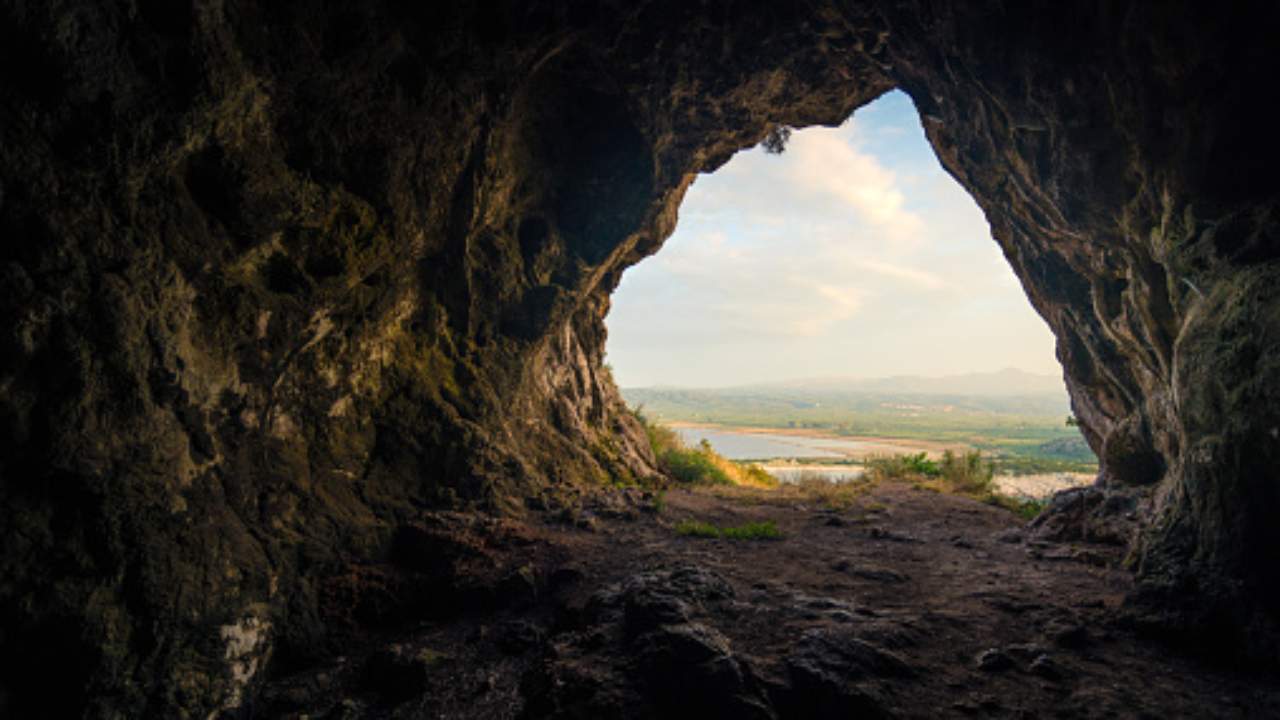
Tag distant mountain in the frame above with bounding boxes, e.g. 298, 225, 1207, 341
621, 368, 1073, 423
759, 368, 1066, 398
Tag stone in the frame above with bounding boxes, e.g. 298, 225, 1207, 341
995, 530, 1025, 544
976, 648, 1015, 673
1029, 654, 1064, 681
1045, 620, 1091, 650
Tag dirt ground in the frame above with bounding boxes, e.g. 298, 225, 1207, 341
259, 480, 1280, 719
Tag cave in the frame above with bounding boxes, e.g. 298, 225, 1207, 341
2, 1, 1279, 717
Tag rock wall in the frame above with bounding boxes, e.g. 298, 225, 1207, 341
0, 0, 1276, 715
883, 0, 1280, 655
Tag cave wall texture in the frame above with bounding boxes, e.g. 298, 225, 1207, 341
1, 0, 1278, 715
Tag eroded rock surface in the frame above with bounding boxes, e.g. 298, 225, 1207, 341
1, 1, 1278, 714
258, 483, 1280, 718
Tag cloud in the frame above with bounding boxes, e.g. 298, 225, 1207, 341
784, 125, 926, 243
851, 258, 946, 290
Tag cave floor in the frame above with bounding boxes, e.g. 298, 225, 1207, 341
260, 481, 1280, 718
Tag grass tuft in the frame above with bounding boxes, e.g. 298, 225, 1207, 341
986, 494, 1047, 521
675, 519, 783, 540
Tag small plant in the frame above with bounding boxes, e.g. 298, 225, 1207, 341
761, 125, 792, 154
986, 495, 1047, 521
866, 452, 942, 480
937, 449, 994, 495
740, 463, 780, 486
649, 489, 666, 514
675, 519, 783, 540
674, 520, 721, 538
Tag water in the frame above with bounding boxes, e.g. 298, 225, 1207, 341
760, 465, 865, 483
674, 426, 846, 459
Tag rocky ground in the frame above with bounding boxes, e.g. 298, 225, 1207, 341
257, 481, 1280, 719
992, 473, 1096, 499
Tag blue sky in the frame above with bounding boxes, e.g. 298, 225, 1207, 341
605, 90, 1060, 388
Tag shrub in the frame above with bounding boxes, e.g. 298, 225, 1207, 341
662, 446, 733, 485
937, 449, 994, 495
866, 452, 941, 480
633, 408, 777, 488
864, 450, 1042, 519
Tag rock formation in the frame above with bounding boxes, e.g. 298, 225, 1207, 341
0, 0, 1276, 715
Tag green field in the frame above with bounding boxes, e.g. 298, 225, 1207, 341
623, 385, 1098, 474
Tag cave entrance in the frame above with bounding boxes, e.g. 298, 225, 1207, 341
605, 90, 1097, 499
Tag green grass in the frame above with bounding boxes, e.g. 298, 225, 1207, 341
866, 452, 941, 478
650, 490, 666, 514
868, 450, 993, 493
661, 443, 734, 485
675, 519, 784, 540
868, 450, 1048, 521
987, 495, 1048, 521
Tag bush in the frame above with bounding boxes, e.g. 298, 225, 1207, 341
864, 450, 1043, 519
937, 449, 994, 495
633, 408, 777, 488
662, 446, 733, 485
866, 452, 942, 480
868, 450, 990, 490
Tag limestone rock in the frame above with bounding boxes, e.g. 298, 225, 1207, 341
1, 0, 1278, 714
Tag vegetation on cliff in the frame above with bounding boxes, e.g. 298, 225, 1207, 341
636, 409, 777, 488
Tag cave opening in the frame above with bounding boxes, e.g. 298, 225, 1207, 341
606, 90, 1096, 494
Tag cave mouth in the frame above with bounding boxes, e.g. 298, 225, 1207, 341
606, 91, 1095, 487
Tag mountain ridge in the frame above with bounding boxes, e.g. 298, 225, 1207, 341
624, 367, 1067, 398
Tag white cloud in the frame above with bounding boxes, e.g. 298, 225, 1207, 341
784, 125, 926, 243
851, 258, 946, 290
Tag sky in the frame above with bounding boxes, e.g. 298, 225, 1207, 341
604, 90, 1061, 389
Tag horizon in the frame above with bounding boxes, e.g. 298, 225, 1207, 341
605, 90, 1061, 388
